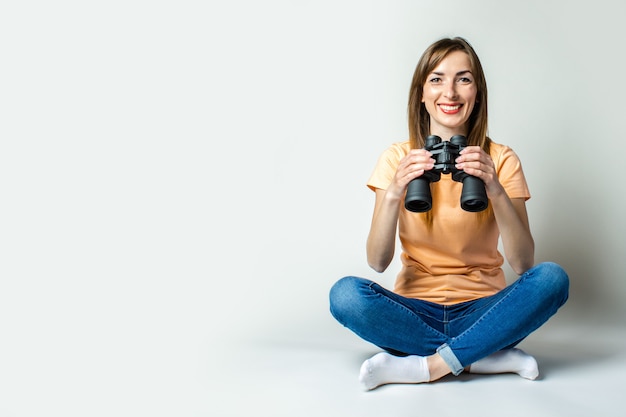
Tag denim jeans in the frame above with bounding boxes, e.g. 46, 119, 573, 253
329, 262, 569, 375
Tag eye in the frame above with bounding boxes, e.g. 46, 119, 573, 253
428, 77, 442, 84
458, 77, 473, 84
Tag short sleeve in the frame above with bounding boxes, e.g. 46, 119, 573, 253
491, 143, 531, 200
367, 142, 411, 192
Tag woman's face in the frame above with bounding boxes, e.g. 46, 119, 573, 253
422, 50, 478, 138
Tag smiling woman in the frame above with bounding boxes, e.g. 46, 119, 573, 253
408, 38, 489, 153
421, 51, 478, 137
328, 37, 569, 390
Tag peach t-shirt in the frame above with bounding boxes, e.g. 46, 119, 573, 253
367, 140, 531, 305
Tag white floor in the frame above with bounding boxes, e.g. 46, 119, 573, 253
1, 311, 621, 416
210, 314, 626, 417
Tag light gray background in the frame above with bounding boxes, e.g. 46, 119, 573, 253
1, 0, 625, 416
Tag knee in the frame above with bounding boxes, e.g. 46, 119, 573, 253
329, 276, 369, 323
530, 262, 570, 304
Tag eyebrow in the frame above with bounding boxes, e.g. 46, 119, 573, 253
431, 70, 473, 76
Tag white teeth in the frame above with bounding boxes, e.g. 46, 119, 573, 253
440, 104, 460, 111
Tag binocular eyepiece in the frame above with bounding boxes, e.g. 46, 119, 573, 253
404, 135, 488, 213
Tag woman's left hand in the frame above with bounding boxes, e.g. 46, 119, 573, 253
455, 146, 504, 198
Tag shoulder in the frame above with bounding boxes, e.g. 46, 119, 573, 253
488, 140, 522, 170
386, 140, 411, 156
378, 141, 411, 162
367, 141, 411, 191
488, 140, 510, 158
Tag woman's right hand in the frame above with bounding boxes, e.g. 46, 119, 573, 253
386, 149, 435, 200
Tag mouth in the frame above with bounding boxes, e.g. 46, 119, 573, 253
438, 103, 463, 115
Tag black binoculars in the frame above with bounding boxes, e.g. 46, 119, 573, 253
404, 135, 488, 212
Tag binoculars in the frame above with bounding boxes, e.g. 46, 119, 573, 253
404, 135, 488, 212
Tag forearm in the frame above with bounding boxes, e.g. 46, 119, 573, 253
455, 146, 535, 274
490, 192, 534, 274
366, 149, 435, 272
366, 190, 401, 272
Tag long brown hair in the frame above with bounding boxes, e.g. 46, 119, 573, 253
407, 37, 492, 224
408, 37, 490, 153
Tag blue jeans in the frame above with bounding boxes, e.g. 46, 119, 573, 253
329, 262, 569, 375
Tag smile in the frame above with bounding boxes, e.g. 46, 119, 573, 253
439, 104, 462, 114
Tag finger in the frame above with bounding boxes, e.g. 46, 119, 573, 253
458, 161, 496, 183
456, 150, 484, 163
402, 154, 435, 170
457, 151, 494, 170
459, 146, 481, 154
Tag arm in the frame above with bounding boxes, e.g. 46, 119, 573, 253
366, 188, 400, 272
366, 149, 435, 272
456, 147, 534, 274
489, 194, 535, 274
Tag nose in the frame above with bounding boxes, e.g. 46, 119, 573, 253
444, 82, 458, 99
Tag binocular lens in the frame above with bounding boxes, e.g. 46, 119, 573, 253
461, 199, 488, 212
405, 200, 431, 212
404, 177, 432, 212
460, 176, 488, 212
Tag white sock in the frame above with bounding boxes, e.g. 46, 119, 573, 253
468, 348, 539, 380
358, 352, 430, 390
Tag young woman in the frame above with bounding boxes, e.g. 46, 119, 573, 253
329, 37, 569, 390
